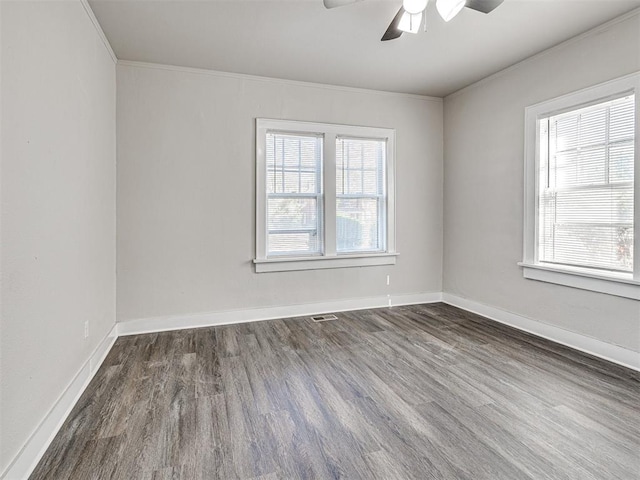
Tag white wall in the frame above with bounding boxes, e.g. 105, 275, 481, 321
443, 12, 640, 352
0, 1, 116, 474
116, 63, 443, 323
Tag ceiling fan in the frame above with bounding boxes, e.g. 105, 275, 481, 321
323, 0, 504, 41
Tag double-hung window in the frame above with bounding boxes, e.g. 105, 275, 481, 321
255, 119, 397, 272
265, 132, 324, 257
521, 73, 640, 299
336, 137, 387, 253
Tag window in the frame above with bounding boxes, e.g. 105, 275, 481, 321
521, 73, 639, 300
255, 119, 397, 272
336, 137, 387, 253
266, 133, 323, 257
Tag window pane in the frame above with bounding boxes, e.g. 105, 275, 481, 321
554, 187, 634, 225
539, 94, 635, 273
268, 232, 321, 255
578, 107, 607, 147
336, 138, 385, 195
610, 96, 635, 142
551, 225, 634, 272
268, 197, 318, 230
553, 148, 607, 187
552, 115, 579, 151
348, 171, 363, 194
610, 141, 634, 183
337, 198, 382, 252
266, 133, 321, 194
267, 197, 322, 255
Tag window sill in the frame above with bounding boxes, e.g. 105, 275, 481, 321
518, 262, 639, 300
254, 253, 399, 273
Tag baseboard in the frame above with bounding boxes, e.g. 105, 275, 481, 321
117, 292, 443, 336
119, 293, 639, 372
1, 324, 119, 480
442, 293, 640, 372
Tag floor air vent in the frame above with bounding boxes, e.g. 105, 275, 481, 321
311, 314, 338, 322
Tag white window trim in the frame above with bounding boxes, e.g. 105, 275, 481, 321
255, 118, 397, 273
521, 72, 640, 300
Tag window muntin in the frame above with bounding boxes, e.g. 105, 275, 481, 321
537, 94, 635, 273
336, 137, 387, 253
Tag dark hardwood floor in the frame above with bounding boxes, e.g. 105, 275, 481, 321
30, 303, 640, 479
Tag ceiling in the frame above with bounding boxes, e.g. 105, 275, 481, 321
89, 0, 640, 97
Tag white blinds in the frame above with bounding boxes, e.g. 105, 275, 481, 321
538, 94, 635, 272
336, 137, 386, 253
266, 132, 323, 256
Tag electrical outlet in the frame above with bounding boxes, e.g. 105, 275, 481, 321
84, 321, 89, 339
386, 275, 390, 286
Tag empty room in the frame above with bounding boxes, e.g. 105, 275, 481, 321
1, 0, 639, 478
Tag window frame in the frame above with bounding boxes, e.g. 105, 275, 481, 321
255, 118, 397, 273
520, 73, 640, 300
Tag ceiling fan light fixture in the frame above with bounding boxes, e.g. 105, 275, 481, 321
436, 0, 466, 21
398, 10, 423, 33
402, 0, 428, 14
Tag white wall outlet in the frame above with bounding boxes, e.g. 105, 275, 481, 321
386, 275, 390, 286
84, 321, 89, 339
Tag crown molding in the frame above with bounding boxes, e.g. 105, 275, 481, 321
80, 0, 117, 64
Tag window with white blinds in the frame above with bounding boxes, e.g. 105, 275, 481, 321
266, 133, 323, 256
255, 119, 396, 273
522, 73, 639, 300
538, 94, 635, 272
336, 137, 387, 253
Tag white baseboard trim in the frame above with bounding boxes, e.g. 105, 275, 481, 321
442, 293, 640, 372
1, 324, 119, 480
117, 292, 443, 336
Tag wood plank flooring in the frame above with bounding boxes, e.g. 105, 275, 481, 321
30, 303, 640, 479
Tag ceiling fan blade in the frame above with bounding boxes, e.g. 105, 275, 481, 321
323, 0, 363, 9
464, 0, 504, 14
381, 7, 405, 42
